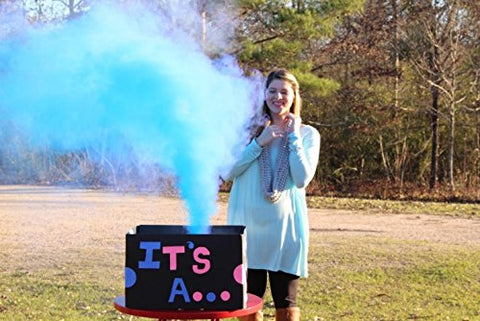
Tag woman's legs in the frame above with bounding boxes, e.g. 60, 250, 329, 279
237, 269, 267, 321
238, 269, 300, 321
269, 271, 300, 321
246, 269, 268, 298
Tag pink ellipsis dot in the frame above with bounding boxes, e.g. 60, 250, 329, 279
192, 291, 203, 302
220, 291, 231, 301
233, 264, 244, 284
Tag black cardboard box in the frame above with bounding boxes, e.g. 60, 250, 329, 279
125, 225, 247, 311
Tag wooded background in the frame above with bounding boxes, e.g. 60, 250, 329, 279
1, 0, 479, 202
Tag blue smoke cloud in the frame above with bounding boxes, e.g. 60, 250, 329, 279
0, 2, 261, 232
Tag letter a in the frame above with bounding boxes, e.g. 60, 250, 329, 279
168, 278, 190, 303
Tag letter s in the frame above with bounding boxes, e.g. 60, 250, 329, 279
192, 246, 210, 274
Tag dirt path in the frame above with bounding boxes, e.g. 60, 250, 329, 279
0, 185, 479, 272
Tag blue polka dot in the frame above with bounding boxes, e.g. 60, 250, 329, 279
206, 292, 216, 302
125, 267, 137, 288
187, 241, 195, 249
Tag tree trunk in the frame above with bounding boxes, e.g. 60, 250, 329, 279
448, 108, 455, 190
378, 135, 391, 182
392, 0, 402, 184
429, 86, 439, 189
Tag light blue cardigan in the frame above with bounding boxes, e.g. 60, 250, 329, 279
225, 125, 320, 277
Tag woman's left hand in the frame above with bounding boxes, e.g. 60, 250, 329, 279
285, 113, 302, 134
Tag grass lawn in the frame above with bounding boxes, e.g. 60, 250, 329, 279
307, 195, 480, 218
0, 195, 479, 320
1, 231, 479, 320
298, 234, 480, 320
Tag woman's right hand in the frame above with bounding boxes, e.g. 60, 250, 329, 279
255, 124, 285, 147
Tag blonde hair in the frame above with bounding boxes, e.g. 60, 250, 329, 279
263, 68, 302, 118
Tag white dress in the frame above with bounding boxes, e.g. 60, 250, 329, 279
225, 125, 320, 277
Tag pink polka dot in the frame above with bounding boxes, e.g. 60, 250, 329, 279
220, 291, 231, 301
233, 264, 244, 284
192, 291, 203, 302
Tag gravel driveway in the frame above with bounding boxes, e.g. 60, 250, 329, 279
1, 185, 479, 272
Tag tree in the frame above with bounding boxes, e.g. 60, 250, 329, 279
401, 0, 480, 190
22, 0, 89, 22
234, 1, 364, 130
308, 0, 426, 189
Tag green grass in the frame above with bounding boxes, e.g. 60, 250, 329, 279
1, 196, 479, 320
307, 196, 480, 218
0, 271, 122, 320
1, 235, 479, 320
296, 234, 480, 320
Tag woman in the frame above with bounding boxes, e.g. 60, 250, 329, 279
225, 68, 321, 321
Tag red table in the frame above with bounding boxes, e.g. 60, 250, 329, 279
114, 293, 263, 321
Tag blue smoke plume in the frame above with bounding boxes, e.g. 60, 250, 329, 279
0, 2, 261, 232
